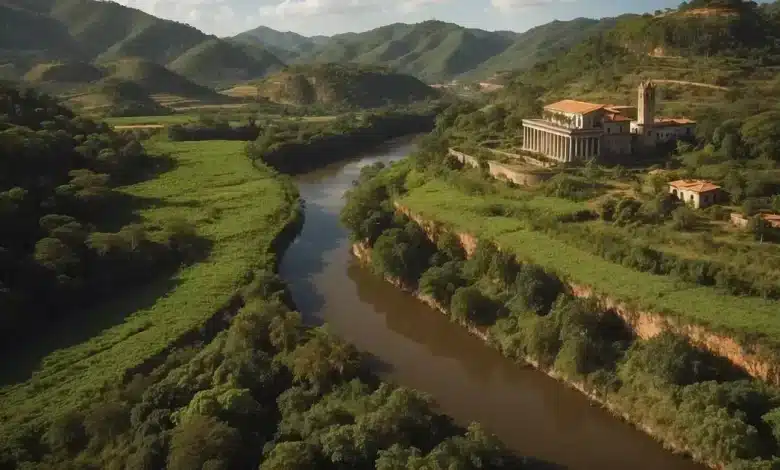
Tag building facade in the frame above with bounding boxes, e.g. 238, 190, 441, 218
522, 81, 696, 163
669, 179, 721, 209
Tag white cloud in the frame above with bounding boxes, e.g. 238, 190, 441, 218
257, 0, 450, 19
490, 0, 575, 12
114, 0, 455, 36
258, 0, 382, 18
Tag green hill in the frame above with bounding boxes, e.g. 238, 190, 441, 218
0, 0, 284, 86
168, 38, 284, 88
23, 60, 104, 83
67, 77, 170, 116
20, 58, 225, 115
234, 19, 615, 84
290, 21, 516, 83
467, 17, 625, 79
232, 25, 326, 61
101, 58, 217, 98
250, 63, 439, 108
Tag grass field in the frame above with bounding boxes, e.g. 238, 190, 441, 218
105, 114, 202, 126
0, 140, 297, 435
105, 113, 339, 128
399, 180, 780, 348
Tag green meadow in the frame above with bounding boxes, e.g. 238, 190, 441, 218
0, 140, 298, 434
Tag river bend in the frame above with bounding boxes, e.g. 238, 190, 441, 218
279, 137, 702, 470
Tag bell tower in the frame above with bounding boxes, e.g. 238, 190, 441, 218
637, 80, 656, 130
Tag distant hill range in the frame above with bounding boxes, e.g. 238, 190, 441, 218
3, 0, 779, 115
230, 19, 622, 83
226, 63, 439, 108
0, 0, 283, 88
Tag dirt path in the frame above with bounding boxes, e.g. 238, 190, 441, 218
652, 79, 729, 91
113, 124, 165, 130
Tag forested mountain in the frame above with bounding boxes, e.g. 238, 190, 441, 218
231, 18, 623, 83
281, 21, 516, 83
231, 25, 329, 61
248, 63, 439, 108
465, 17, 627, 79
0, 0, 283, 86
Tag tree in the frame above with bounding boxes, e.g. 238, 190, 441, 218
44, 411, 87, 455
260, 441, 320, 470
419, 262, 467, 306
671, 206, 699, 231
741, 111, 780, 160
167, 415, 241, 470
450, 286, 497, 325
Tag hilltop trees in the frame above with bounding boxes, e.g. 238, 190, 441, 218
0, 85, 200, 353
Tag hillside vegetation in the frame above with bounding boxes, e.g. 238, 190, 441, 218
291, 21, 515, 83
232, 25, 328, 61
0, 0, 283, 86
463, 17, 625, 80
22, 58, 229, 116
470, 0, 780, 148
249, 63, 439, 108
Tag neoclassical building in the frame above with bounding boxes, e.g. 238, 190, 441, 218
521, 81, 696, 162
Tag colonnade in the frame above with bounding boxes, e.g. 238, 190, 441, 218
522, 125, 600, 162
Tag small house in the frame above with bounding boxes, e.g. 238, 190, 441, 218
668, 179, 721, 209
731, 212, 780, 229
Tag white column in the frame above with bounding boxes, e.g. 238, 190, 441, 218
568, 137, 573, 162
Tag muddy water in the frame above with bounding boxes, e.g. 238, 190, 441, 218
279, 137, 703, 470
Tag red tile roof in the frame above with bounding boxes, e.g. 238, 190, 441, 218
544, 100, 605, 115
606, 114, 632, 122
669, 179, 720, 193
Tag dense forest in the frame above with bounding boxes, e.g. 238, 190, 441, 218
246, 109, 439, 174
0, 84, 201, 354
341, 136, 780, 469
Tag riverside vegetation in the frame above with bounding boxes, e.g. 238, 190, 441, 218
0, 85, 545, 469
341, 134, 780, 469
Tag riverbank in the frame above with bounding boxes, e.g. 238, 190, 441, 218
351, 240, 715, 469
248, 110, 436, 174
341, 153, 780, 468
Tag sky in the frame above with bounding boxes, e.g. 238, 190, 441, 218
112, 0, 715, 37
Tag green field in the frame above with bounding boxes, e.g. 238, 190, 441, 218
105, 114, 203, 126
105, 113, 339, 128
0, 140, 297, 434
400, 180, 780, 348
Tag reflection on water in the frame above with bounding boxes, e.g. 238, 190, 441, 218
279, 136, 703, 470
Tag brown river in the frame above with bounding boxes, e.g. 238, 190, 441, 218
279, 136, 704, 470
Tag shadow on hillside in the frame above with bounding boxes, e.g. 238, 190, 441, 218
100, 191, 201, 232
122, 152, 178, 185
0, 235, 214, 387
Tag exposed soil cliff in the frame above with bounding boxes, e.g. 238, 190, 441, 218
351, 239, 718, 469
394, 202, 780, 388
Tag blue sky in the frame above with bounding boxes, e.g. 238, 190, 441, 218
113, 0, 728, 37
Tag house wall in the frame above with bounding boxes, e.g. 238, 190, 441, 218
653, 124, 695, 142
602, 134, 633, 156
670, 187, 718, 209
